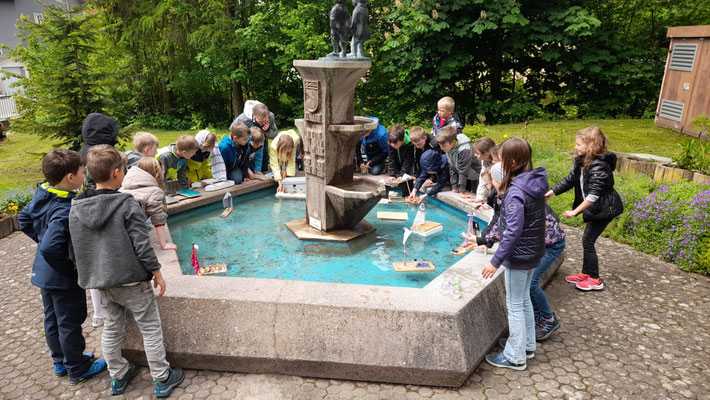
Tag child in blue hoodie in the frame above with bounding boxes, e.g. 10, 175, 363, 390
19, 149, 106, 384
218, 122, 253, 184
355, 116, 389, 175
408, 149, 450, 204
481, 137, 549, 371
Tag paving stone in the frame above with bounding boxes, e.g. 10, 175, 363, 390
2, 226, 710, 399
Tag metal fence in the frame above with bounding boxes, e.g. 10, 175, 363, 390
0, 95, 19, 120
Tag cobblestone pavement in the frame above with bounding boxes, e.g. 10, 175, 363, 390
2, 227, 710, 400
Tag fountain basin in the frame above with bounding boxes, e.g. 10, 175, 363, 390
119, 181, 565, 386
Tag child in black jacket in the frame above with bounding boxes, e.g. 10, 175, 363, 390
546, 126, 623, 291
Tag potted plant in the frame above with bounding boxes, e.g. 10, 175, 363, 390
0, 186, 34, 239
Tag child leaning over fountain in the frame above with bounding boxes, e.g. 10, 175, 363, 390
270, 129, 301, 192
120, 157, 177, 250
464, 162, 566, 342
408, 149, 449, 204
69, 145, 184, 397
481, 137, 548, 371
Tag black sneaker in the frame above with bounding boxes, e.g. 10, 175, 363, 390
154, 368, 184, 398
536, 314, 561, 342
498, 338, 534, 359
110, 363, 139, 395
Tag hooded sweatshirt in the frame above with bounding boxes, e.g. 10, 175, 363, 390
414, 149, 450, 197
157, 143, 189, 189
446, 134, 480, 192
79, 113, 120, 190
387, 133, 414, 178
18, 183, 80, 290
119, 167, 167, 226
491, 167, 549, 270
355, 117, 389, 167
186, 130, 214, 183
69, 189, 160, 289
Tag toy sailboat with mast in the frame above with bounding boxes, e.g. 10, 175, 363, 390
451, 211, 480, 255
393, 227, 435, 272
410, 203, 443, 237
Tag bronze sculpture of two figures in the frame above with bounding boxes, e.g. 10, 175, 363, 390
329, 0, 369, 59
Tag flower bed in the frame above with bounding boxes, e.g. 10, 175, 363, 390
537, 148, 710, 275
0, 185, 34, 239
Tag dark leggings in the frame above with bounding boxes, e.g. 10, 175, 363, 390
581, 218, 613, 279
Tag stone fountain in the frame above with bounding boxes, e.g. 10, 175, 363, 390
286, 59, 385, 242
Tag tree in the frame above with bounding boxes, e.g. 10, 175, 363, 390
2, 3, 108, 148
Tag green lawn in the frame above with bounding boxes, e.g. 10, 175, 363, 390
477, 119, 689, 158
0, 119, 693, 192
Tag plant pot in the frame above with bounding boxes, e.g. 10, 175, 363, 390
0, 215, 18, 239
653, 164, 694, 183
693, 173, 710, 185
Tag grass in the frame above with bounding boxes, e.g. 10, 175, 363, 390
477, 118, 690, 158
0, 118, 695, 192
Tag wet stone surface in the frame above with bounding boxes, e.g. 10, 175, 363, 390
1, 227, 709, 399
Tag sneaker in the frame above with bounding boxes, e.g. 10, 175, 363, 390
498, 338, 534, 359
536, 315, 561, 341
92, 317, 104, 328
575, 276, 604, 291
565, 273, 589, 283
54, 353, 95, 377
154, 368, 184, 398
485, 352, 526, 371
69, 358, 107, 385
111, 363, 139, 396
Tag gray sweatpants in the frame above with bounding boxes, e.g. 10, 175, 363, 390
99, 281, 170, 381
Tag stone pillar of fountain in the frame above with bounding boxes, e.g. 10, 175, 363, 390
287, 59, 385, 241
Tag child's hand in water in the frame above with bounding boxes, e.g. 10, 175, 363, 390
481, 262, 497, 279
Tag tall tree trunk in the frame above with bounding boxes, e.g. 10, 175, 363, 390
487, 30, 504, 122
231, 78, 244, 117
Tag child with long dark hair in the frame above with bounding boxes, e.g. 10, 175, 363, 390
545, 126, 623, 291
481, 137, 549, 370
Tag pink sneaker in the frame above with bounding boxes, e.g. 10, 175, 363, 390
565, 273, 589, 283
575, 276, 604, 291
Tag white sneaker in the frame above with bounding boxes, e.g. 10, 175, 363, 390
92, 317, 104, 327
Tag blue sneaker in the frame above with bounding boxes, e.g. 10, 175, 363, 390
155, 368, 184, 398
111, 363, 139, 395
485, 352, 527, 371
69, 358, 107, 385
498, 338, 534, 359
54, 352, 95, 377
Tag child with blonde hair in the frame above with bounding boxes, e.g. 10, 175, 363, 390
120, 157, 176, 250
431, 96, 464, 136
126, 132, 159, 170
186, 130, 217, 184
546, 126, 623, 291
270, 129, 300, 192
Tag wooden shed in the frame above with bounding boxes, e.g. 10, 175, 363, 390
655, 25, 710, 139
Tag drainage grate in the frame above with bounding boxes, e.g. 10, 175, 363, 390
658, 99, 685, 122
669, 43, 698, 72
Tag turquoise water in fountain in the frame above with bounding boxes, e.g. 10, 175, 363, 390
168, 188, 487, 288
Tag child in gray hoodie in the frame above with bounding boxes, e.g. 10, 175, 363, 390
69, 145, 184, 398
436, 125, 481, 195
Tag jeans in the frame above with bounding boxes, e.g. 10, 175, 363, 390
503, 268, 536, 365
530, 239, 566, 320
40, 288, 92, 379
227, 167, 244, 184
368, 161, 385, 175
100, 282, 170, 381
582, 218, 612, 279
